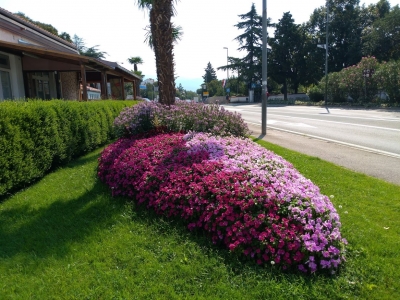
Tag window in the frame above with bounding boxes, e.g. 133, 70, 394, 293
0, 70, 12, 100
0, 54, 10, 70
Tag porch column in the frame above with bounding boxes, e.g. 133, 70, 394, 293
80, 64, 88, 101
101, 71, 107, 99
121, 77, 125, 100
133, 80, 137, 100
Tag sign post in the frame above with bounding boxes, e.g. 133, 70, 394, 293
362, 69, 375, 102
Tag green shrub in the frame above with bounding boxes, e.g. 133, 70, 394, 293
376, 60, 400, 104
307, 85, 324, 102
0, 100, 134, 197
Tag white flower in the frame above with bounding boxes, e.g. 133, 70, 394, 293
270, 261, 275, 265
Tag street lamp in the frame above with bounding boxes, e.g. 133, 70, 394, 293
223, 47, 229, 97
261, 0, 268, 135
325, 0, 329, 109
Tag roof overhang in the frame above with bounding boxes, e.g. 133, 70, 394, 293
0, 40, 141, 82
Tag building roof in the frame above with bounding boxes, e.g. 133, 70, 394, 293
98, 59, 142, 81
0, 40, 141, 83
0, 7, 77, 50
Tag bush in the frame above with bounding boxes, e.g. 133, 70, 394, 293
0, 100, 134, 197
98, 132, 346, 274
307, 85, 324, 102
376, 60, 400, 104
113, 100, 250, 138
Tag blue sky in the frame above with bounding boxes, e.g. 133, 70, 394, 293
0, 0, 396, 91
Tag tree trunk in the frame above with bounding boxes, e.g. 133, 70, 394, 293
283, 79, 288, 101
150, 0, 175, 105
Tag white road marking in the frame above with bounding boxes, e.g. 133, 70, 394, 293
247, 121, 400, 159
268, 114, 400, 132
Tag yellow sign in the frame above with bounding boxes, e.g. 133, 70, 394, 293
203, 92, 209, 96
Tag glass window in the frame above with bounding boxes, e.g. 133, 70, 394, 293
0, 54, 10, 70
0, 70, 12, 100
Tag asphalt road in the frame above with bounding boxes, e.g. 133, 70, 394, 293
221, 104, 400, 186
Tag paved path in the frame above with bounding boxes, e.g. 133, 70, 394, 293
247, 123, 400, 186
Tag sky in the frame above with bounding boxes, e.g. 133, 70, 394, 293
1, 0, 398, 92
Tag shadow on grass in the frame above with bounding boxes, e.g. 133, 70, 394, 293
0, 147, 126, 259
0, 179, 126, 259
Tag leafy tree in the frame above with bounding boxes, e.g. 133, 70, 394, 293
202, 62, 217, 83
362, 5, 400, 61
81, 46, 108, 59
59, 32, 72, 43
226, 4, 263, 86
269, 12, 305, 99
73, 34, 86, 53
307, 0, 363, 72
15, 12, 73, 43
136, 0, 178, 106
207, 79, 224, 97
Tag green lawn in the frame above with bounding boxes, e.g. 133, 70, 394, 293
0, 140, 399, 299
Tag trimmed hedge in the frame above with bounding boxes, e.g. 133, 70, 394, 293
0, 100, 135, 197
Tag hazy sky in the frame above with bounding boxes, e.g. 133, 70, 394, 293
0, 0, 397, 91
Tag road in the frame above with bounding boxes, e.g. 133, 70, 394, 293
221, 104, 400, 185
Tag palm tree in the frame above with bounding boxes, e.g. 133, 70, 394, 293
136, 0, 178, 105
127, 57, 144, 98
127, 56, 144, 72
144, 25, 183, 50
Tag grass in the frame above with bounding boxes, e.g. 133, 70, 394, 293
0, 139, 399, 299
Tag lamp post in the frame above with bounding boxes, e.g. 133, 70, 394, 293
324, 0, 329, 108
261, 0, 268, 135
223, 47, 229, 97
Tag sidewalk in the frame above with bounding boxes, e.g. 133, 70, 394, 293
247, 123, 400, 186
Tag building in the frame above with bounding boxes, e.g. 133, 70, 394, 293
0, 7, 141, 101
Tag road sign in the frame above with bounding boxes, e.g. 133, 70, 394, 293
363, 69, 375, 78
203, 92, 209, 96
251, 83, 256, 89
226, 88, 230, 93
140, 85, 146, 89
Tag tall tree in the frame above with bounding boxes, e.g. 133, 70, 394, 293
269, 12, 305, 99
144, 24, 183, 49
231, 4, 263, 85
307, 0, 363, 72
128, 57, 144, 72
72, 34, 86, 53
362, 4, 399, 61
202, 62, 217, 83
15, 12, 73, 43
136, 0, 178, 106
128, 57, 144, 98
81, 46, 107, 59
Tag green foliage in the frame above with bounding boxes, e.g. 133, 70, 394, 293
362, 5, 400, 61
207, 79, 224, 97
376, 60, 400, 103
307, 0, 363, 72
0, 100, 134, 197
202, 62, 217, 83
232, 3, 263, 84
307, 85, 324, 102
314, 56, 399, 104
15, 12, 73, 43
0, 138, 399, 298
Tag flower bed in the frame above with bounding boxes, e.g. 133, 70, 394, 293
98, 131, 346, 274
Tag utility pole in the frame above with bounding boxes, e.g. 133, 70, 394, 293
325, 0, 329, 108
261, 0, 268, 135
